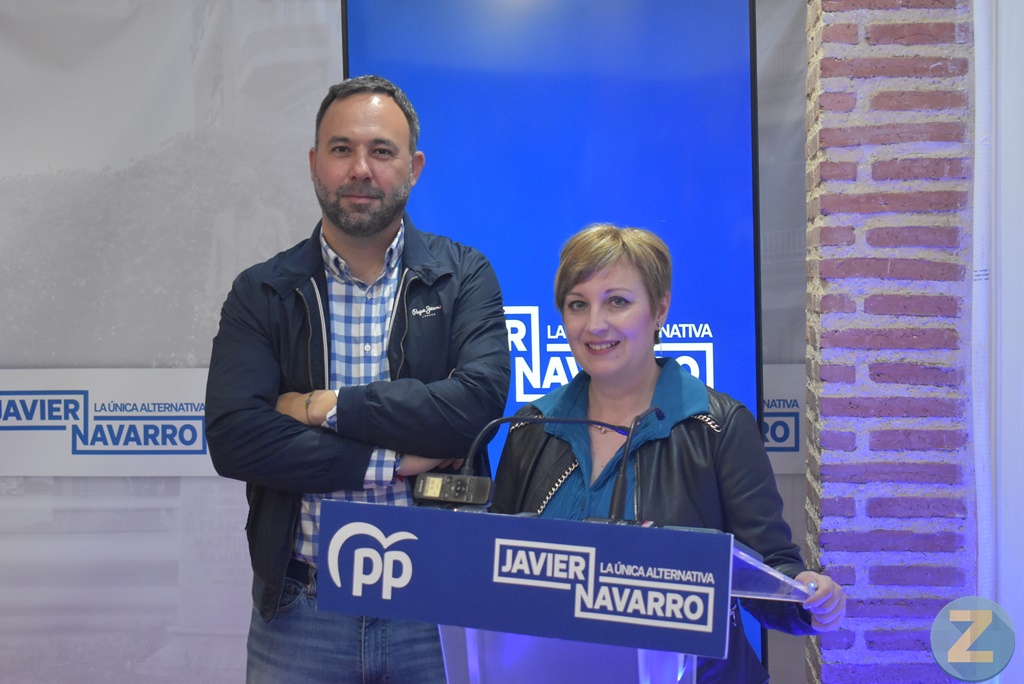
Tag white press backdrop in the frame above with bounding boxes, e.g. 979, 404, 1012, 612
0, 3, 341, 682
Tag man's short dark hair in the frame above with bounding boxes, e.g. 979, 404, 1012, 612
314, 75, 420, 153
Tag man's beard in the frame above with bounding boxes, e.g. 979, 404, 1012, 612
314, 174, 413, 238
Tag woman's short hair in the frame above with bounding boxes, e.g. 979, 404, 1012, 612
554, 223, 672, 315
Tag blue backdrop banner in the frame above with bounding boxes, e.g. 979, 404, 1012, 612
345, 0, 760, 470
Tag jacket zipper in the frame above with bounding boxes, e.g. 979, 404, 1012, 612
285, 279, 329, 561
300, 277, 330, 389
390, 267, 414, 378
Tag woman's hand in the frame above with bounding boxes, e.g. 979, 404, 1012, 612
276, 390, 335, 426
796, 570, 846, 632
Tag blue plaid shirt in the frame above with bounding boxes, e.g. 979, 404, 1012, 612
293, 226, 412, 564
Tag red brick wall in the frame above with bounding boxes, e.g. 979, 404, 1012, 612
805, 0, 975, 682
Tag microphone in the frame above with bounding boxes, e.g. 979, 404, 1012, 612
607, 406, 665, 523
413, 414, 629, 508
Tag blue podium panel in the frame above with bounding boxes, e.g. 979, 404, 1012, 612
318, 502, 734, 659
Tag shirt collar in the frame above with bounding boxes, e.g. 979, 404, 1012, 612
319, 221, 405, 285
532, 357, 710, 439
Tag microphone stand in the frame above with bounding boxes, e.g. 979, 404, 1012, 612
606, 406, 665, 523
459, 415, 629, 477
413, 414, 629, 508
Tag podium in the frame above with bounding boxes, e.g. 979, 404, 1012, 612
317, 502, 810, 683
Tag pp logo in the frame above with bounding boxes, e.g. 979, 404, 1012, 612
762, 412, 799, 452
326, 522, 417, 600
930, 596, 1015, 681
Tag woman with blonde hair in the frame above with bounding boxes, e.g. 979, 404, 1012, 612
491, 223, 844, 683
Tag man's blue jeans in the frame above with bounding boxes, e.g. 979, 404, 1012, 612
246, 569, 448, 683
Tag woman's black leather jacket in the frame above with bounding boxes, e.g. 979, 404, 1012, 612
491, 387, 816, 684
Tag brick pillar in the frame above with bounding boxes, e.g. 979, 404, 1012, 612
805, 1, 975, 682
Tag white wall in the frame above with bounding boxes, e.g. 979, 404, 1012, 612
991, 1, 1024, 681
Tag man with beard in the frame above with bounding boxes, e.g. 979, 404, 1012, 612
205, 76, 511, 684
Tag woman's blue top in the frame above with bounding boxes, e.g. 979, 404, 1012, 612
530, 357, 710, 521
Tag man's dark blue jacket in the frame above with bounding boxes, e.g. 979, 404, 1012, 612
205, 217, 511, 621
